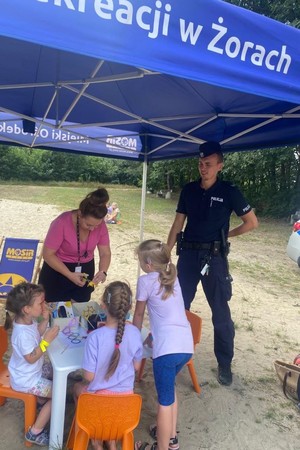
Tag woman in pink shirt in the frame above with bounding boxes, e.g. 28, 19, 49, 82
38, 187, 111, 303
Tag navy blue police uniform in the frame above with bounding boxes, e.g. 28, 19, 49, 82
176, 178, 252, 368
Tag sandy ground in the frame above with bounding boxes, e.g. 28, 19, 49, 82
0, 198, 300, 450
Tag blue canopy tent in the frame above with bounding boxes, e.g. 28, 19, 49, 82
0, 0, 300, 238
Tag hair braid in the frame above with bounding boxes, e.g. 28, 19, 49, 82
104, 281, 132, 380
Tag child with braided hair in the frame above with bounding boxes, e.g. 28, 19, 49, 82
73, 281, 143, 450
133, 240, 193, 450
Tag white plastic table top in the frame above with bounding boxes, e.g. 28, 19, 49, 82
47, 325, 151, 450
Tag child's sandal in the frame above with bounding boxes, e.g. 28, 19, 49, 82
149, 424, 157, 440
169, 437, 180, 450
135, 442, 157, 450
148, 425, 180, 450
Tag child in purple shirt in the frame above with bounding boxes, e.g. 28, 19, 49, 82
133, 240, 193, 450
74, 281, 143, 450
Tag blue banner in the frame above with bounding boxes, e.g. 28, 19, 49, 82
0, 238, 39, 295
0, 113, 142, 159
1, 0, 300, 104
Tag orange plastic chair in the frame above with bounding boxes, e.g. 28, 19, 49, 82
185, 310, 202, 394
0, 326, 37, 447
66, 392, 142, 450
137, 310, 202, 393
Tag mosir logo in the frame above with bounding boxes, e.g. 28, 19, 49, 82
6, 248, 35, 261
106, 136, 138, 151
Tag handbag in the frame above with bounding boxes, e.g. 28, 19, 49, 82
274, 359, 300, 403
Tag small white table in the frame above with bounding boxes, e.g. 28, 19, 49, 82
47, 326, 150, 450
47, 334, 84, 450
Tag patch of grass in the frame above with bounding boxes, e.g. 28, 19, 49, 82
0, 182, 178, 240
257, 376, 276, 385
208, 381, 219, 389
246, 322, 254, 332
0, 181, 297, 292
264, 407, 278, 420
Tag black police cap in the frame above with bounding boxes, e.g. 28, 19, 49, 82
199, 141, 223, 158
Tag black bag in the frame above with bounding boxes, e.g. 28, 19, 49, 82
274, 359, 300, 403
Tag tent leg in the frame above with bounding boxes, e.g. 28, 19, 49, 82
137, 159, 148, 277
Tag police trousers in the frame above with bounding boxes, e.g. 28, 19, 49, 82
177, 249, 235, 367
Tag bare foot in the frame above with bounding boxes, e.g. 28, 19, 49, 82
91, 439, 104, 450
105, 440, 117, 450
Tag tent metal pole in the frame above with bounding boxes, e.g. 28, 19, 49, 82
137, 157, 148, 278
139, 157, 148, 243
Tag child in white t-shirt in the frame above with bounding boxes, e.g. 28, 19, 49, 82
5, 282, 59, 447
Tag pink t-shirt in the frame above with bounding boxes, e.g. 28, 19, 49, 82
44, 211, 110, 263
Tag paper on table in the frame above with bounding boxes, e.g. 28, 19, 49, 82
58, 325, 88, 352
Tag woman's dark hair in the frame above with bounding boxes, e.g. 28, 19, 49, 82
102, 281, 132, 380
4, 282, 45, 330
79, 187, 109, 219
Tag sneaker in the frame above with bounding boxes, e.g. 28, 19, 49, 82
25, 427, 49, 446
217, 365, 232, 386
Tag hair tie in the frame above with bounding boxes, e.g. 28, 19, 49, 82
166, 261, 170, 272
115, 343, 120, 349
106, 292, 111, 304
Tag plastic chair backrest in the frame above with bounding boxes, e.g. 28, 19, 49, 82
185, 310, 202, 348
76, 392, 142, 442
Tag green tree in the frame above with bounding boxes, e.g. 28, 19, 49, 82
226, 0, 300, 28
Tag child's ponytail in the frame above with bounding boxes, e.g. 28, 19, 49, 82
137, 240, 177, 299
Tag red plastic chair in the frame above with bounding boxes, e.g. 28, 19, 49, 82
0, 326, 37, 447
137, 310, 203, 393
66, 392, 142, 450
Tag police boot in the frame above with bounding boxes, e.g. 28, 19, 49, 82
217, 364, 232, 386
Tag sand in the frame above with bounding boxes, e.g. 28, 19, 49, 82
0, 198, 299, 450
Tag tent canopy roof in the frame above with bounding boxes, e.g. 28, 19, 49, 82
0, 0, 300, 161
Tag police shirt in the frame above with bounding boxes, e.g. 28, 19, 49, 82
176, 179, 251, 243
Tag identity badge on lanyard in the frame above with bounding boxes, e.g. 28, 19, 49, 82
76, 214, 83, 273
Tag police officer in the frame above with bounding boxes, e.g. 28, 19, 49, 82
167, 141, 258, 386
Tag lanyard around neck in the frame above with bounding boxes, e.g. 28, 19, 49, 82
76, 214, 89, 265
